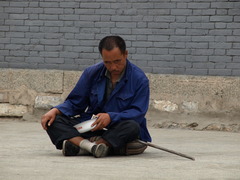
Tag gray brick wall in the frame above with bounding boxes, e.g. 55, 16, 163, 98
0, 0, 240, 76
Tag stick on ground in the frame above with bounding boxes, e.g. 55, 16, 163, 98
137, 140, 195, 161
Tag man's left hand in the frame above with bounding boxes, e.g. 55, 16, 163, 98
91, 113, 111, 131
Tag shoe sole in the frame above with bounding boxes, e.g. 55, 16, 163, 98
62, 140, 68, 156
93, 144, 108, 158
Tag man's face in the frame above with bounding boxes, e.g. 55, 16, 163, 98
101, 47, 128, 77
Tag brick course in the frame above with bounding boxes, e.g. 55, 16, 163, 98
0, 0, 239, 76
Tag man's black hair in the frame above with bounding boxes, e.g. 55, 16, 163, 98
98, 36, 126, 55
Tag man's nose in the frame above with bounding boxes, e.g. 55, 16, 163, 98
109, 63, 117, 71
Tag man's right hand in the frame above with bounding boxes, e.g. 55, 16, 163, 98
41, 108, 61, 130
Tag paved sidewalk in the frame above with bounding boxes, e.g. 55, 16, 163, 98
0, 121, 240, 180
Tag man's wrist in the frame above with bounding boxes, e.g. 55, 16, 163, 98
52, 108, 61, 115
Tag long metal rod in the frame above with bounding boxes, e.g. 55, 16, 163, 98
137, 140, 195, 161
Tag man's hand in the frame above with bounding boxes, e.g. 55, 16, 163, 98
91, 113, 111, 131
41, 108, 61, 130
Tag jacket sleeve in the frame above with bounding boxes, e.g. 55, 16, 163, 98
54, 70, 90, 117
107, 79, 149, 124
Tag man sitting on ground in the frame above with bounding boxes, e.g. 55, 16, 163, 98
41, 35, 152, 158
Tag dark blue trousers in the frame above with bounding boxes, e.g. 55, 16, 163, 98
46, 115, 140, 150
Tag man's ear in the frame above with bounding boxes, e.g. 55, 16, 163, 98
125, 50, 128, 57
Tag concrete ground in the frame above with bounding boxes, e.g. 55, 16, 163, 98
0, 120, 240, 180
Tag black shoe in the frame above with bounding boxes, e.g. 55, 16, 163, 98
91, 143, 109, 158
62, 140, 80, 156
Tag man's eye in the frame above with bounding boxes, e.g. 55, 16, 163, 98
114, 60, 121, 64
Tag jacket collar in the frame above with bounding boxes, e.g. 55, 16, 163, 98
96, 59, 131, 104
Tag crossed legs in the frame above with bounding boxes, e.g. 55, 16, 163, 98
46, 115, 140, 157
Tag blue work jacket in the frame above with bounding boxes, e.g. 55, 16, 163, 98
55, 59, 152, 142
